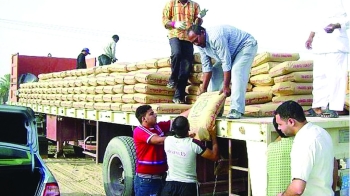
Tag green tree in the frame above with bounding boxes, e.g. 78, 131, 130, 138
0, 74, 10, 104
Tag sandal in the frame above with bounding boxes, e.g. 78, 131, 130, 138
321, 110, 339, 118
305, 108, 322, 117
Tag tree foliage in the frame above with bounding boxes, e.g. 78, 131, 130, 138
0, 74, 10, 103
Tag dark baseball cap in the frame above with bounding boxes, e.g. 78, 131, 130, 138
82, 48, 90, 54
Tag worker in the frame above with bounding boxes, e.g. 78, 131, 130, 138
274, 101, 334, 196
162, 0, 208, 104
98, 35, 119, 66
304, 0, 349, 118
76, 48, 90, 69
160, 116, 219, 196
133, 105, 190, 196
187, 24, 258, 119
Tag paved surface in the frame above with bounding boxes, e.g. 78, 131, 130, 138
44, 144, 105, 196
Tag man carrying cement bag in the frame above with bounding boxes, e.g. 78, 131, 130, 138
187, 24, 258, 119
98, 34, 119, 66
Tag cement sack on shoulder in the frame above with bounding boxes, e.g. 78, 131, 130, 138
188, 91, 226, 141
250, 74, 274, 86
135, 73, 169, 85
185, 95, 198, 104
94, 102, 111, 111
150, 103, 191, 114
272, 82, 313, 96
111, 103, 124, 111
157, 57, 171, 68
273, 71, 313, 83
134, 83, 175, 95
250, 62, 280, 76
123, 85, 136, 94
252, 52, 300, 67
272, 94, 313, 106
269, 60, 313, 78
133, 93, 173, 104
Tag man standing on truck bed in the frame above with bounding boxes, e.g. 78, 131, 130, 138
133, 105, 190, 196
76, 48, 90, 69
160, 116, 219, 196
274, 101, 334, 196
98, 34, 119, 66
162, 0, 207, 104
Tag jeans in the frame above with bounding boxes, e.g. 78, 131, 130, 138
208, 37, 258, 114
134, 175, 164, 196
169, 38, 194, 100
98, 54, 112, 66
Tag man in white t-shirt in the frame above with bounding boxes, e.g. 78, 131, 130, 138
161, 116, 219, 196
274, 101, 335, 196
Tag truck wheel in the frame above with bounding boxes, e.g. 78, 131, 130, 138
103, 136, 136, 196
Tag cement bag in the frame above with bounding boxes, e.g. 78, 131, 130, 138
80, 69, 89, 76
95, 66, 110, 74
133, 93, 173, 104
78, 94, 88, 102
80, 87, 87, 94
73, 102, 86, 109
272, 94, 313, 106
73, 95, 80, 102
88, 78, 98, 86
86, 87, 97, 95
108, 62, 128, 73
81, 78, 90, 86
61, 88, 69, 95
124, 75, 137, 85
273, 71, 313, 83
74, 87, 83, 94
95, 86, 105, 94
96, 73, 110, 78
105, 76, 117, 85
246, 83, 253, 92
157, 57, 171, 68
96, 77, 107, 86
252, 86, 272, 92
111, 94, 123, 103
250, 62, 280, 76
194, 53, 202, 63
150, 103, 191, 114
137, 69, 158, 74
103, 86, 114, 94
53, 101, 61, 107
157, 67, 172, 75
272, 82, 313, 96
74, 79, 83, 87
94, 102, 111, 111
103, 94, 112, 102
245, 91, 273, 105
244, 102, 282, 117
188, 91, 226, 141
250, 74, 274, 86
136, 61, 148, 70
60, 95, 67, 101
185, 95, 198, 104
145, 58, 159, 69
112, 84, 124, 94
86, 95, 95, 102
61, 101, 73, 108
186, 85, 200, 95
122, 94, 137, 103
269, 60, 313, 78
126, 63, 138, 71
86, 67, 96, 75
189, 73, 203, 84
124, 85, 136, 94
135, 73, 169, 85
252, 52, 300, 67
134, 83, 175, 95
111, 103, 124, 111
192, 64, 202, 73
84, 102, 95, 110
121, 103, 144, 112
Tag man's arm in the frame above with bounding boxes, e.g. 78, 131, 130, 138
305, 31, 315, 50
278, 179, 306, 196
148, 135, 166, 145
199, 49, 212, 94
200, 128, 219, 161
77, 55, 86, 69
162, 1, 173, 29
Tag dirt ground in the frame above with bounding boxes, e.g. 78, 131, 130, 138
44, 143, 105, 196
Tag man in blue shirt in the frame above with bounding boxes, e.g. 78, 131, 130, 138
187, 25, 258, 119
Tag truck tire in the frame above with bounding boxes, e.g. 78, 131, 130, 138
103, 136, 136, 196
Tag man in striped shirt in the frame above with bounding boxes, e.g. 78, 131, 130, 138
187, 25, 258, 119
162, 0, 207, 104
133, 105, 190, 196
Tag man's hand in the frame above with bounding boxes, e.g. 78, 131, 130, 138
174, 21, 186, 30
197, 85, 207, 96
324, 23, 341, 33
305, 38, 313, 50
219, 86, 231, 97
112, 58, 118, 63
199, 9, 208, 18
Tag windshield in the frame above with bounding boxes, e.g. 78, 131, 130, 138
0, 112, 28, 145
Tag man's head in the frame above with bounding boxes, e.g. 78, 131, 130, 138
135, 105, 157, 127
112, 35, 119, 43
187, 25, 206, 48
82, 48, 90, 55
172, 116, 189, 138
274, 101, 307, 136
272, 116, 287, 138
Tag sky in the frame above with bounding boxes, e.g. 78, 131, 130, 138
0, 0, 349, 77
